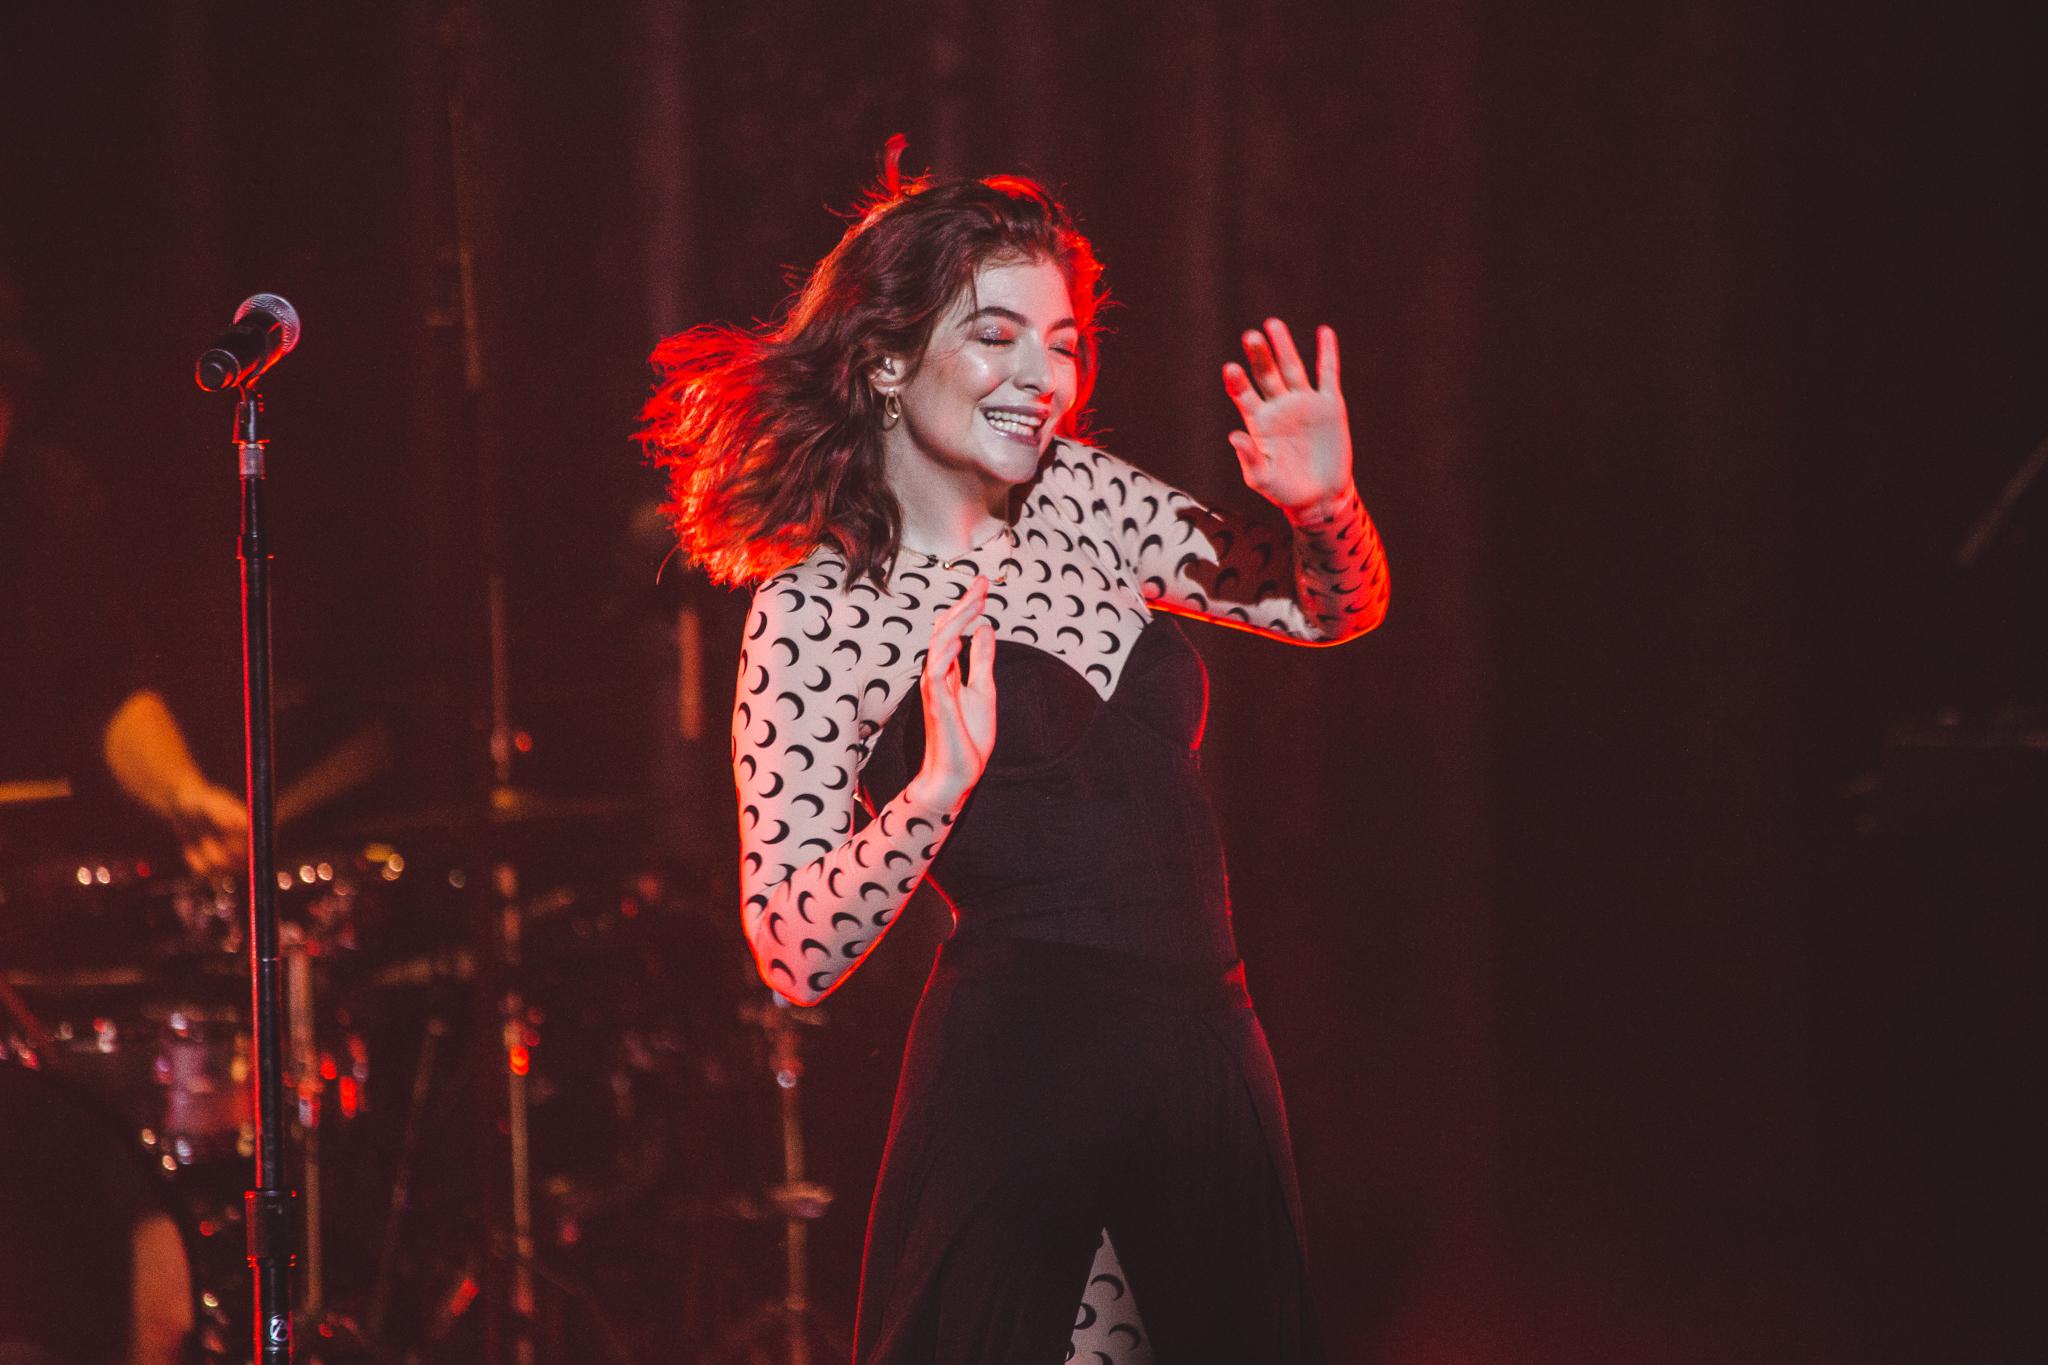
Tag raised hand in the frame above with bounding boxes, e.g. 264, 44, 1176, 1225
168, 777, 247, 876
1221, 318, 1354, 520
903, 576, 998, 814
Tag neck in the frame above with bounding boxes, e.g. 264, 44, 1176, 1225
884, 446, 1011, 559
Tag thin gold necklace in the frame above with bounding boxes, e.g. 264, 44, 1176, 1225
899, 525, 1018, 582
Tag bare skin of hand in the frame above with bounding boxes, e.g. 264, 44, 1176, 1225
903, 575, 998, 814
1221, 318, 1355, 521
167, 778, 247, 876
102, 689, 248, 875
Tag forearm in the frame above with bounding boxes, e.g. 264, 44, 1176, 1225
1283, 483, 1390, 643
743, 786, 958, 1005
102, 689, 213, 814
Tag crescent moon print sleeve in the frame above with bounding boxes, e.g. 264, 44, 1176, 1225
1048, 444, 1389, 645
733, 567, 957, 1005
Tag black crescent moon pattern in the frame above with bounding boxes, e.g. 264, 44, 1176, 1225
1069, 1233, 1146, 1362
730, 441, 1386, 1043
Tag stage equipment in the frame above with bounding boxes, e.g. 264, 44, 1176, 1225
198, 306, 302, 1362
195, 295, 303, 394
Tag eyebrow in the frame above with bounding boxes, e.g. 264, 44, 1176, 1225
966, 304, 1079, 332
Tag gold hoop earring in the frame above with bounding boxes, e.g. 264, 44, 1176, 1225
881, 391, 902, 429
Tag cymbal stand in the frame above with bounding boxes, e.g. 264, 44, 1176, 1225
285, 933, 324, 1321
433, 2, 539, 1356
727, 996, 835, 1365
366, 1015, 448, 1343
496, 864, 538, 1365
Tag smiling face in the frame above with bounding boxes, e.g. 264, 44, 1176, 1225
880, 255, 1082, 499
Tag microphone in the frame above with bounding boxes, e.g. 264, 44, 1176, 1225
194, 294, 302, 392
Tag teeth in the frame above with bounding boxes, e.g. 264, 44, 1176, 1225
984, 411, 1043, 437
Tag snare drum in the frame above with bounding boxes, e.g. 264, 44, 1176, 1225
0, 996, 253, 1165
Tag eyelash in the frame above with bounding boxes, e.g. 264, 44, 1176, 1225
978, 331, 1079, 359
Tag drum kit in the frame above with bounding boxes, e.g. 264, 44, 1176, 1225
0, 778, 847, 1365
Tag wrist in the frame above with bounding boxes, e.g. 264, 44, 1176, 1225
1282, 484, 1360, 531
901, 773, 968, 818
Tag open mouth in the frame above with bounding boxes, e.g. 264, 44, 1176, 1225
982, 407, 1047, 444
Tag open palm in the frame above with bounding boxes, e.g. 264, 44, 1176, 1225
1221, 318, 1353, 517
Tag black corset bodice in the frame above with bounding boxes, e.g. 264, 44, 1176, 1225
859, 615, 1236, 964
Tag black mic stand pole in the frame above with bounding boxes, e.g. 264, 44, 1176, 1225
233, 382, 297, 1363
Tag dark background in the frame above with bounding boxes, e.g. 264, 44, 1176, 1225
3, 2, 2042, 1360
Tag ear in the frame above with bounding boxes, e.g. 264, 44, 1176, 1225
869, 353, 905, 396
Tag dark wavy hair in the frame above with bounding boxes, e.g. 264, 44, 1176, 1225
639, 141, 1108, 588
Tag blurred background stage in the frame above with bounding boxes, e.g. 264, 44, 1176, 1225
1, 2, 2042, 1361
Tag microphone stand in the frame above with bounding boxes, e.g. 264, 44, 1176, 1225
233, 383, 298, 1363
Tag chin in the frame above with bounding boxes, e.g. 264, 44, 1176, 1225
969, 438, 1046, 487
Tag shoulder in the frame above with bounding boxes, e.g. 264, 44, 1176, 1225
1023, 441, 1130, 528
1037, 440, 1137, 499
1036, 441, 1183, 520
1030, 441, 1195, 557
742, 552, 853, 683
740, 547, 907, 732
746, 546, 880, 632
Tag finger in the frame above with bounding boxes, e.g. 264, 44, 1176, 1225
922, 628, 962, 687
1221, 362, 1263, 422
964, 621, 996, 698
932, 583, 984, 636
1227, 430, 1268, 484
1241, 329, 1287, 399
927, 580, 987, 655
1265, 318, 1312, 390
1316, 324, 1341, 392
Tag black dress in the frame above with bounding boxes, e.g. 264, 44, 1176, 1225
853, 615, 1322, 1363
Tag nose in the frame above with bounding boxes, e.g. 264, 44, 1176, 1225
1013, 336, 1053, 395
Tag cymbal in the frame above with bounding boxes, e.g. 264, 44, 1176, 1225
338, 785, 632, 838
0, 778, 73, 807
276, 720, 395, 828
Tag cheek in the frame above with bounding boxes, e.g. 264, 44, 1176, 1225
915, 352, 999, 417
951, 351, 1006, 396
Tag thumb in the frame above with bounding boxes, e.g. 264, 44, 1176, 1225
1228, 430, 1265, 478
